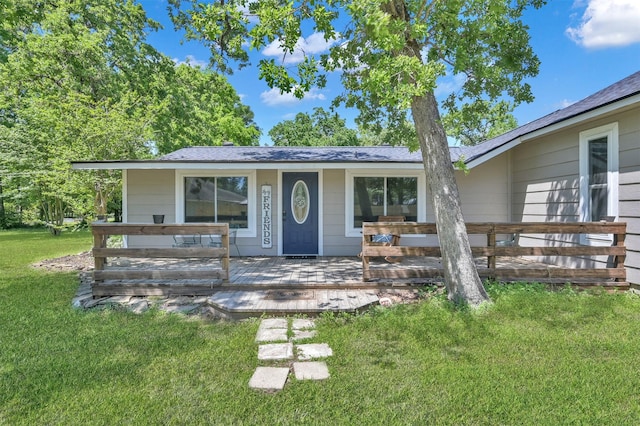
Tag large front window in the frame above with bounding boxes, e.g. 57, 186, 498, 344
353, 176, 417, 227
184, 176, 248, 228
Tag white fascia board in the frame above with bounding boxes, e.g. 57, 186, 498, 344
465, 94, 640, 169
465, 137, 524, 170
72, 162, 162, 170
72, 161, 426, 171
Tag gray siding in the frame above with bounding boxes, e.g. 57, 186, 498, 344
126, 169, 176, 222
456, 155, 511, 246
618, 108, 640, 285
509, 106, 640, 285
240, 170, 278, 257
511, 130, 580, 224
458, 154, 510, 222
322, 169, 360, 256
126, 169, 176, 248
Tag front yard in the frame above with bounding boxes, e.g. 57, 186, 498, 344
1, 229, 640, 424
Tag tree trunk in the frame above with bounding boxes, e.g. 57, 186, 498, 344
94, 181, 108, 216
411, 92, 490, 306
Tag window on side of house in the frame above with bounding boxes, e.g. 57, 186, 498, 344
579, 123, 618, 244
587, 137, 608, 222
352, 176, 418, 228
184, 176, 249, 229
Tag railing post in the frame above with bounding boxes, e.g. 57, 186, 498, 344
614, 224, 626, 282
221, 223, 230, 282
362, 223, 370, 281
487, 224, 496, 277
92, 225, 106, 283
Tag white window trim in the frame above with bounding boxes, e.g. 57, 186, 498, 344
579, 122, 619, 245
345, 170, 426, 238
175, 170, 257, 238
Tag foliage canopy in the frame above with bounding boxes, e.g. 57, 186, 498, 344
0, 0, 260, 228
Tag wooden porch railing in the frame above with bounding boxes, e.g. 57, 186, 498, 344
362, 222, 627, 287
91, 223, 230, 296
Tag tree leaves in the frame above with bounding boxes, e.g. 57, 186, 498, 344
0, 0, 260, 225
268, 107, 358, 146
153, 64, 260, 153
442, 100, 518, 146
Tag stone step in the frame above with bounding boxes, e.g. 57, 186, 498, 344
251, 318, 331, 392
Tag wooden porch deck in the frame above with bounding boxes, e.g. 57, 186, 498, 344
84, 256, 442, 318
94, 255, 607, 288
83, 254, 628, 318
89, 256, 394, 317
91, 255, 430, 295
91, 255, 482, 292
229, 257, 367, 286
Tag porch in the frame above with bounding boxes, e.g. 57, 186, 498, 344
86, 221, 628, 318
81, 255, 532, 318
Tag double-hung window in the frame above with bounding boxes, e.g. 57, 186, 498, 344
579, 123, 618, 244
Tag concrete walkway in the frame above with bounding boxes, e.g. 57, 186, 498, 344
249, 318, 332, 391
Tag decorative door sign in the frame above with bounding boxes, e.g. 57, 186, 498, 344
261, 185, 272, 248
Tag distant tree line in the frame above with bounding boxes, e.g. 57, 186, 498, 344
268, 105, 516, 147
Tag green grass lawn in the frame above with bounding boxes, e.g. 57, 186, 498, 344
2, 229, 640, 424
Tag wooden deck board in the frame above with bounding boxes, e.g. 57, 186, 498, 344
88, 255, 629, 315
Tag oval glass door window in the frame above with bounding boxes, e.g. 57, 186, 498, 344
291, 180, 310, 224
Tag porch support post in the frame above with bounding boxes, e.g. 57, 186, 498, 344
92, 226, 107, 283
221, 224, 230, 282
487, 224, 496, 277
614, 224, 626, 282
362, 226, 371, 282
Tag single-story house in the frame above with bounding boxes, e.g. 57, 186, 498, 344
73, 70, 640, 287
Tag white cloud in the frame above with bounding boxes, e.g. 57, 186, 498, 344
566, 0, 640, 48
557, 99, 576, 109
238, 3, 259, 24
434, 73, 467, 97
172, 55, 208, 68
262, 32, 338, 65
260, 87, 326, 106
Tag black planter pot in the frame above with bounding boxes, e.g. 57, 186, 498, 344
152, 215, 164, 224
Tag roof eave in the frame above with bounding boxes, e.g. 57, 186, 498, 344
71, 160, 427, 171
465, 92, 640, 169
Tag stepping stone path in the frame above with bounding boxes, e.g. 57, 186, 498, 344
249, 318, 332, 391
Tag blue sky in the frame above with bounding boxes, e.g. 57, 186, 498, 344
141, 0, 640, 145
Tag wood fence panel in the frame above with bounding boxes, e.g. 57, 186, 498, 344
361, 221, 627, 287
90, 222, 231, 296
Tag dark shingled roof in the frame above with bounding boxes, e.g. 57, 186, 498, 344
463, 70, 640, 163
160, 145, 466, 163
